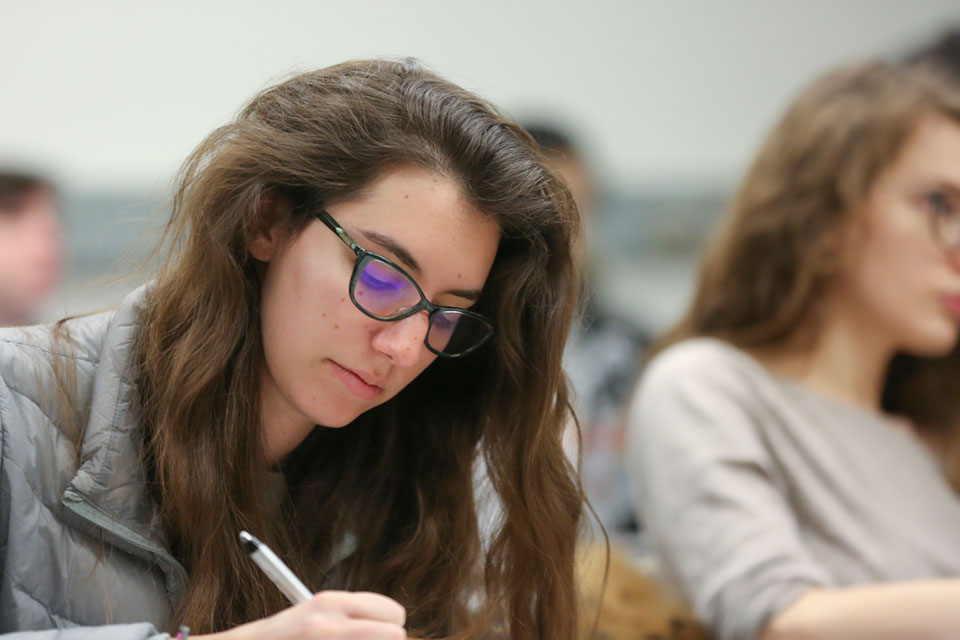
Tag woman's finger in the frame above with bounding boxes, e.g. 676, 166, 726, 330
310, 590, 406, 625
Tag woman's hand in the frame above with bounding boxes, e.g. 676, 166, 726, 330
194, 590, 407, 640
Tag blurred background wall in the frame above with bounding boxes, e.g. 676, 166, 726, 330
3, 0, 959, 330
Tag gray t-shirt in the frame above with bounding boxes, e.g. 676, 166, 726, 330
628, 337, 960, 640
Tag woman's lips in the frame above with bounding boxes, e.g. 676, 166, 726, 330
943, 294, 960, 318
329, 360, 383, 400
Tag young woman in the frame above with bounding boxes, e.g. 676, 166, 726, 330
0, 58, 584, 639
629, 60, 960, 640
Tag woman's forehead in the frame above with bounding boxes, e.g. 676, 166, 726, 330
326, 170, 499, 286
334, 170, 494, 243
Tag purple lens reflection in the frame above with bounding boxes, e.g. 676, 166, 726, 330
355, 258, 421, 317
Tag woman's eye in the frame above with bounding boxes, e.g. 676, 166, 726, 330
363, 274, 392, 288
925, 191, 957, 217
359, 270, 402, 291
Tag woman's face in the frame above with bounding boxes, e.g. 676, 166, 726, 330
252, 167, 500, 461
835, 114, 960, 357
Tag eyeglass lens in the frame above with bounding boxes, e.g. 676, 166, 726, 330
934, 211, 960, 249
353, 256, 491, 355
354, 257, 421, 317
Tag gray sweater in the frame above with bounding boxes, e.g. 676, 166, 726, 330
628, 337, 960, 640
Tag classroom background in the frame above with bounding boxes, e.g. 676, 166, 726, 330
5, 0, 958, 331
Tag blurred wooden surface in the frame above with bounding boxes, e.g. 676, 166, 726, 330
578, 544, 711, 640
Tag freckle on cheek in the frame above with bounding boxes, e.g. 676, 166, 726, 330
341, 297, 346, 303
334, 323, 339, 330
321, 313, 326, 318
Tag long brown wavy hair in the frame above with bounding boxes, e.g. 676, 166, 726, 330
661, 60, 960, 490
132, 59, 584, 638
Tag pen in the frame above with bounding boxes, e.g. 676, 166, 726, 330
239, 530, 313, 604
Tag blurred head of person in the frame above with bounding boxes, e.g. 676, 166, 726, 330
0, 172, 61, 325
524, 123, 597, 218
523, 123, 597, 265
663, 60, 960, 484
908, 27, 960, 80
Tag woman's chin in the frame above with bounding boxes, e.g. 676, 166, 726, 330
903, 326, 960, 358
309, 405, 363, 429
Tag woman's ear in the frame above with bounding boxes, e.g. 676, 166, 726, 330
249, 191, 289, 262
249, 227, 277, 262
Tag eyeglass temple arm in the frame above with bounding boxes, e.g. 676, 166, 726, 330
315, 210, 362, 255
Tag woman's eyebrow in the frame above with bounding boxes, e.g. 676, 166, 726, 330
445, 288, 482, 302
358, 229, 422, 274
357, 228, 484, 302
933, 180, 960, 196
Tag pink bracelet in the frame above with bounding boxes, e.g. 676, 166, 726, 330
175, 626, 190, 639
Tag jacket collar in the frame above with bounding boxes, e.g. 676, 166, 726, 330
59, 285, 188, 603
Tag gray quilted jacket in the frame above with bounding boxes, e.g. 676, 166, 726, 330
0, 288, 183, 638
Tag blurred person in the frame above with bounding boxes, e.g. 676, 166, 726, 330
523, 123, 649, 541
908, 27, 960, 77
629, 60, 960, 640
0, 172, 61, 325
0, 59, 586, 639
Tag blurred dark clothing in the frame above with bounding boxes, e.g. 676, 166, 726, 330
565, 292, 649, 537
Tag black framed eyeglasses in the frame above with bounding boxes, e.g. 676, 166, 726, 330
316, 209, 495, 357
924, 190, 960, 252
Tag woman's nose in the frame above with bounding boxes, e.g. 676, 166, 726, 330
370, 311, 431, 366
